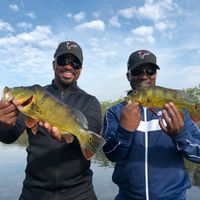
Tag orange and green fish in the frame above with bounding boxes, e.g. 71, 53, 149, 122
126, 85, 200, 124
2, 84, 106, 160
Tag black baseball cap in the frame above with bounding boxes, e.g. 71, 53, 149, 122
54, 41, 83, 64
127, 50, 160, 71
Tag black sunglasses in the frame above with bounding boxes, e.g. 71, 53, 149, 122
56, 57, 82, 69
130, 67, 157, 77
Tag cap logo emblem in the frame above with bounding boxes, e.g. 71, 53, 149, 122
66, 41, 78, 50
138, 51, 150, 59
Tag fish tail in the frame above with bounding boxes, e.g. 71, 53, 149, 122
191, 116, 200, 123
196, 121, 200, 128
80, 132, 106, 160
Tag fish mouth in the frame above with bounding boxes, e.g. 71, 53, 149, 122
11, 95, 33, 108
21, 96, 33, 107
2, 87, 13, 101
2, 87, 34, 109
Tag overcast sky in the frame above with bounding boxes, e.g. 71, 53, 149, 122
0, 0, 200, 101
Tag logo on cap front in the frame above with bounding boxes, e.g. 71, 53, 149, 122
66, 41, 78, 50
138, 50, 150, 59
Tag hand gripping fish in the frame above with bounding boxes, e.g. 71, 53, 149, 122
2, 84, 106, 160
125, 85, 200, 124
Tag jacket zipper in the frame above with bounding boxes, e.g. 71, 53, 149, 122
144, 107, 149, 200
60, 91, 64, 101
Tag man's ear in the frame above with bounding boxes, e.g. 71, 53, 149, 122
126, 72, 131, 81
52, 60, 56, 70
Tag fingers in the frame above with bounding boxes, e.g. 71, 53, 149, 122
0, 101, 11, 109
124, 101, 139, 112
52, 126, 62, 142
0, 101, 17, 115
125, 100, 138, 106
43, 122, 52, 133
120, 101, 140, 132
162, 109, 173, 128
39, 122, 62, 142
160, 102, 184, 134
159, 117, 168, 133
0, 101, 18, 127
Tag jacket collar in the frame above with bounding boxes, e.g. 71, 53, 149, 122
51, 79, 80, 92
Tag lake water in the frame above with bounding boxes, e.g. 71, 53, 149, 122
0, 142, 200, 200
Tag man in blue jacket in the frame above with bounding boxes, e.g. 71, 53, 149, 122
102, 50, 200, 200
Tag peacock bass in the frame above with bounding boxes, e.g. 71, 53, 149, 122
2, 84, 106, 160
126, 85, 200, 124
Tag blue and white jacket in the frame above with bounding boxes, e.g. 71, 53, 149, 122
102, 102, 200, 200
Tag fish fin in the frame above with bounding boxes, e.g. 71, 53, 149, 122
178, 109, 184, 116
127, 99, 132, 105
147, 98, 158, 115
25, 116, 37, 128
149, 107, 158, 115
100, 128, 104, 137
31, 124, 39, 135
195, 121, 200, 128
79, 131, 106, 160
179, 90, 192, 101
62, 133, 74, 143
191, 116, 200, 123
81, 147, 96, 160
25, 116, 38, 135
72, 109, 89, 129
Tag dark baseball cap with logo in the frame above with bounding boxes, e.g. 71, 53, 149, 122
127, 50, 160, 71
54, 41, 83, 64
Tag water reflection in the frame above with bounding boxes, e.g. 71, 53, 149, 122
0, 142, 118, 200
1, 137, 200, 200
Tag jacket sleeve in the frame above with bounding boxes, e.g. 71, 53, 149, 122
172, 110, 200, 163
85, 96, 102, 134
0, 112, 25, 144
102, 105, 134, 162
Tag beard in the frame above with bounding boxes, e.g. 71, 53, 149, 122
131, 80, 152, 90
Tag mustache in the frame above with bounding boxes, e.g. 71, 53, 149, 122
61, 69, 77, 74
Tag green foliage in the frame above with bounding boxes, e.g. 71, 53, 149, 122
185, 83, 200, 103
14, 131, 28, 147
92, 149, 115, 167
100, 97, 124, 116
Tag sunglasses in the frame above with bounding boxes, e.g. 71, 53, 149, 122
56, 57, 82, 69
130, 67, 157, 77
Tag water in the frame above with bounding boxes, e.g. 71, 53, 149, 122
0, 143, 200, 200
0, 143, 118, 200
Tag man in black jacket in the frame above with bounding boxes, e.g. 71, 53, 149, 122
0, 41, 102, 200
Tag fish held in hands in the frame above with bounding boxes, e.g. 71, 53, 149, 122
2, 84, 106, 160
126, 85, 200, 123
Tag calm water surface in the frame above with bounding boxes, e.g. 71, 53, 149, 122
0, 143, 200, 200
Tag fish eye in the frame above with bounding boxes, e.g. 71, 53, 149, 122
89, 136, 92, 141
195, 105, 199, 109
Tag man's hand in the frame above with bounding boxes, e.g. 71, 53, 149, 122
159, 102, 184, 134
0, 100, 18, 132
39, 122, 74, 143
120, 101, 141, 132
39, 122, 63, 141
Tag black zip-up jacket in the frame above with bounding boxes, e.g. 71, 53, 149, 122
0, 80, 102, 200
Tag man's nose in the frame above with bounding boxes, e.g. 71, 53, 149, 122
63, 63, 73, 69
139, 71, 149, 78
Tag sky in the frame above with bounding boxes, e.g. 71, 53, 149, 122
0, 0, 200, 101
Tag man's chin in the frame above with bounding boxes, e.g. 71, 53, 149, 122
138, 82, 151, 87
60, 78, 74, 86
